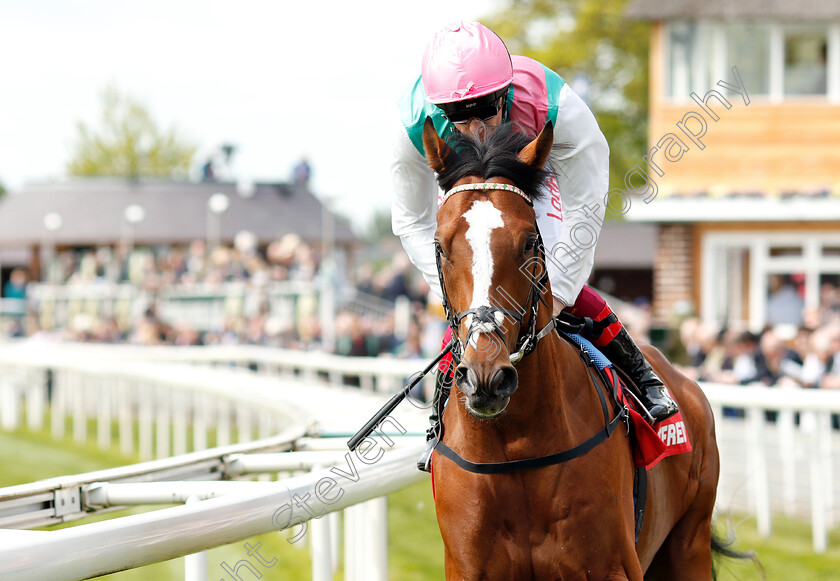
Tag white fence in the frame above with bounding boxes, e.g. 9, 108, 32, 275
0, 341, 432, 581
0, 343, 439, 456
702, 383, 840, 553
0, 342, 839, 581
0, 297, 26, 318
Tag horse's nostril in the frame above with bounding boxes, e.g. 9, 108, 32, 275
491, 367, 518, 397
454, 366, 475, 395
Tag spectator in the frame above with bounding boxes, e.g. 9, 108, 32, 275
820, 326, 840, 390
795, 326, 836, 389
678, 317, 701, 368
730, 331, 760, 384
767, 274, 804, 327
3, 268, 27, 299
750, 328, 803, 386
202, 159, 215, 181
817, 325, 840, 429
696, 327, 734, 382
676, 319, 718, 381
334, 311, 368, 357
293, 157, 311, 185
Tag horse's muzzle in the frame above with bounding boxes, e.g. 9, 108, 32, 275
455, 365, 518, 418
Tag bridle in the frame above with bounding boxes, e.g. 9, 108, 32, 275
431, 182, 632, 485
435, 182, 557, 367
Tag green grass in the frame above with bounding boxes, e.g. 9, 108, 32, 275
387, 481, 445, 580
3, 427, 840, 580
0, 426, 141, 486
714, 514, 840, 580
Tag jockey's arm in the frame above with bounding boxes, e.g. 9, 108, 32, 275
391, 120, 444, 300
534, 83, 610, 310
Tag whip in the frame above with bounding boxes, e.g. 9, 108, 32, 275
347, 340, 454, 451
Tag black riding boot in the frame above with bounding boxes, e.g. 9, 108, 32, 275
417, 369, 452, 472
600, 328, 678, 423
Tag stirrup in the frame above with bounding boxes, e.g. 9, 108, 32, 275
417, 433, 437, 472
418, 367, 450, 472
623, 388, 656, 424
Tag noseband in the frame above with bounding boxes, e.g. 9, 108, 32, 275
436, 182, 556, 366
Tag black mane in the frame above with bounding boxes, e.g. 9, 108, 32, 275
434, 123, 551, 202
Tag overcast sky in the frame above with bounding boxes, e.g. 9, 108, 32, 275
0, 1, 496, 228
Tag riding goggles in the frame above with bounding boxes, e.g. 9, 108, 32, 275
438, 87, 508, 124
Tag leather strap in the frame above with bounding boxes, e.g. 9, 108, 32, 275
431, 410, 626, 475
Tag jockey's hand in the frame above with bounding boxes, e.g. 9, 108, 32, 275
552, 297, 566, 318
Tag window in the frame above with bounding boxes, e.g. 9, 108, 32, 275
703, 234, 840, 331
725, 23, 770, 96
784, 28, 828, 96
667, 21, 715, 99
665, 20, 834, 101
769, 246, 802, 257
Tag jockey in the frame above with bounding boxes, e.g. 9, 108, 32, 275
391, 22, 678, 471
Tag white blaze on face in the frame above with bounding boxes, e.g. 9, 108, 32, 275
462, 200, 506, 344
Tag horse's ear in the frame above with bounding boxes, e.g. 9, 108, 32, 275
422, 117, 455, 174
517, 120, 554, 169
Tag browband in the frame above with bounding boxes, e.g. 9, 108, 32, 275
439, 182, 532, 208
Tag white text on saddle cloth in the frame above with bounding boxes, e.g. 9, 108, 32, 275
657, 420, 688, 447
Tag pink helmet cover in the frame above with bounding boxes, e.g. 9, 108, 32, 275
421, 21, 513, 104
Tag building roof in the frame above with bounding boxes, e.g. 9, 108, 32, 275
0, 179, 356, 248
625, 0, 840, 20
624, 195, 840, 223
594, 222, 656, 268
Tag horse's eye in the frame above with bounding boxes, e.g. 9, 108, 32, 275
523, 236, 538, 254
435, 240, 446, 259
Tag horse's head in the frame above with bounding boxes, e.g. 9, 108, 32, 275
423, 118, 554, 419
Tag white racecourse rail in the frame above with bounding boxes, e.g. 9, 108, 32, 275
0, 341, 838, 581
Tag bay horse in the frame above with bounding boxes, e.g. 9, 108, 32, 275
422, 118, 728, 580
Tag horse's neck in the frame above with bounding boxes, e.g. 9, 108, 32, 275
508, 331, 594, 425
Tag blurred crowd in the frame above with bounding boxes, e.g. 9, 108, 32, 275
676, 285, 840, 394
54, 234, 319, 291
1, 236, 438, 358
8, 236, 840, 397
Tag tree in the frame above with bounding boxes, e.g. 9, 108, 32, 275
485, 0, 650, 189
0, 179, 6, 199
67, 86, 197, 179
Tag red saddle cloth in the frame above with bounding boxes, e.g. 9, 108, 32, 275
610, 369, 692, 469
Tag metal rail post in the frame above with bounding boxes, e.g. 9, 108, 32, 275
184, 496, 208, 581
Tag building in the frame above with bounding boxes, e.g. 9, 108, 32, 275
625, 0, 840, 331
591, 222, 657, 306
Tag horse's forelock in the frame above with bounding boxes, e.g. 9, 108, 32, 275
435, 123, 551, 202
